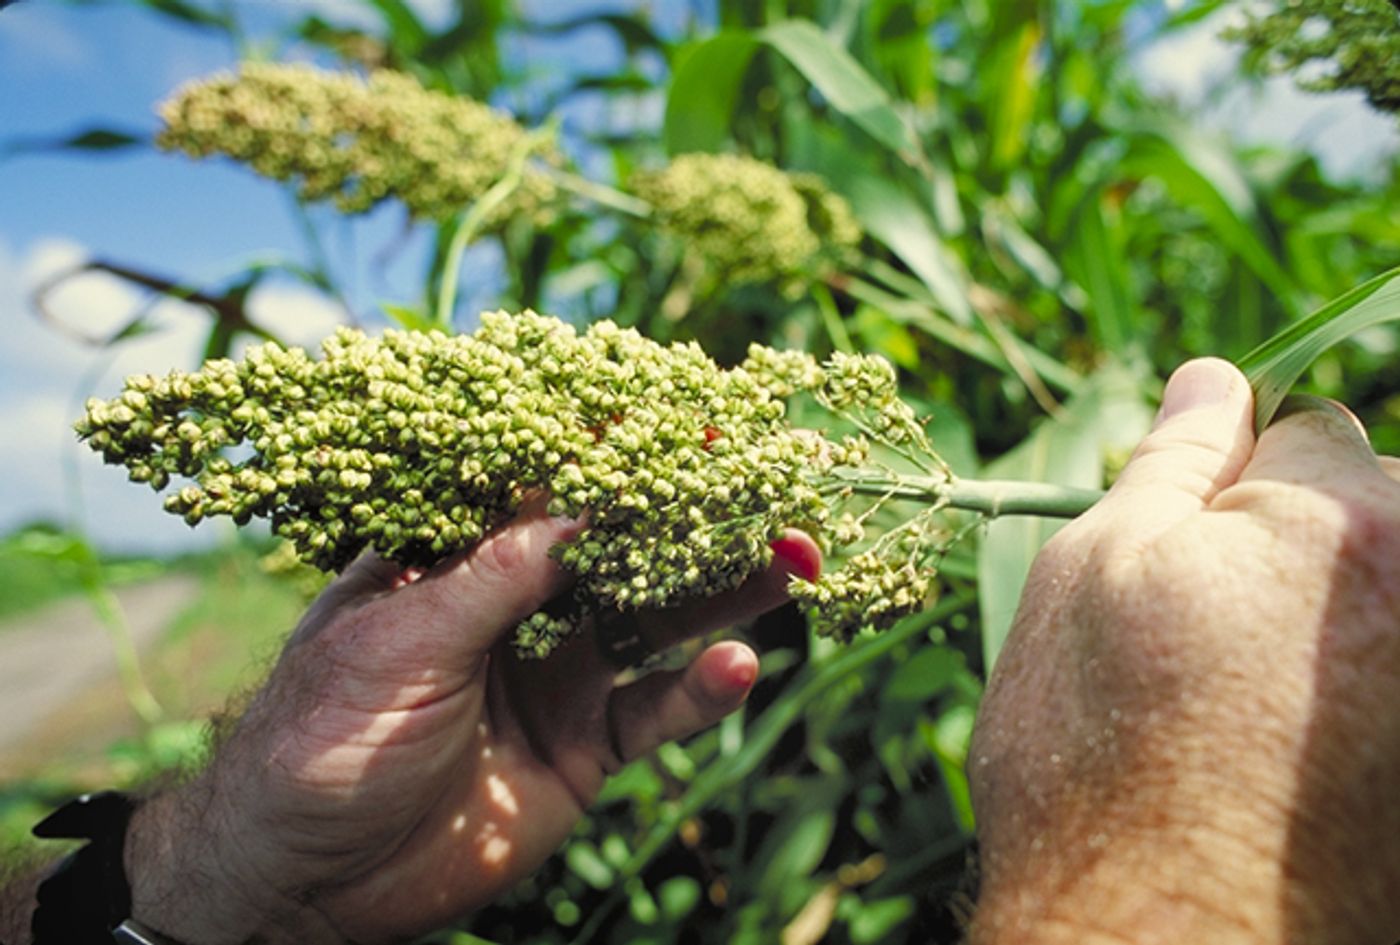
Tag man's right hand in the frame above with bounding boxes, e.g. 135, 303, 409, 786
970, 359, 1400, 944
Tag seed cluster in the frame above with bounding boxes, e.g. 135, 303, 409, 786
156, 63, 558, 221
78, 313, 945, 655
633, 154, 861, 291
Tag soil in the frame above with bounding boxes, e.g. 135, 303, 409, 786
0, 576, 201, 778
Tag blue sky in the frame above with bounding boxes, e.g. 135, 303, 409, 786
0, 0, 1396, 554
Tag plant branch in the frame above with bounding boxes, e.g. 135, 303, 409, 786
827, 468, 1103, 519
544, 166, 654, 219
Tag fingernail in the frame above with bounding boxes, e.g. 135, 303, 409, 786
770, 534, 821, 582
1156, 359, 1237, 426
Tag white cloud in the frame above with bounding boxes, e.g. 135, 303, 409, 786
0, 234, 370, 551
1136, 8, 1245, 104
1134, 10, 1400, 180
247, 281, 351, 351
0, 235, 213, 551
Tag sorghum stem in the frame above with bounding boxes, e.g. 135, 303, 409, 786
545, 166, 654, 219
835, 470, 1104, 519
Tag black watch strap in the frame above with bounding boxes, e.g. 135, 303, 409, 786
30, 791, 187, 945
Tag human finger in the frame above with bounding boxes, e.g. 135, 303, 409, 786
1379, 455, 1400, 484
1231, 395, 1389, 492
1084, 358, 1255, 545
374, 502, 587, 656
605, 640, 758, 763
601, 528, 822, 666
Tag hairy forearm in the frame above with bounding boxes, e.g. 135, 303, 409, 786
0, 860, 49, 944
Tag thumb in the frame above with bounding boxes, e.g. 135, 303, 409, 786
1088, 358, 1255, 542
369, 503, 586, 659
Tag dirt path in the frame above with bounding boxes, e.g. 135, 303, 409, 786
0, 576, 201, 774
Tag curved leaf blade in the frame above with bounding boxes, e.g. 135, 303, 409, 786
663, 32, 759, 154
1237, 266, 1400, 430
760, 19, 922, 165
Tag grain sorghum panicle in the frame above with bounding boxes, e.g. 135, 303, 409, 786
156, 62, 559, 222
78, 312, 952, 655
632, 154, 860, 292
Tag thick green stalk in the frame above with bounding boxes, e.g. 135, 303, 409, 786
829, 468, 1103, 519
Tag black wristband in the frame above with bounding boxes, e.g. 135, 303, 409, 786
30, 791, 186, 945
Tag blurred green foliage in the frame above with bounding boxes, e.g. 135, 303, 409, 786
1227, 0, 1400, 115
12, 0, 1400, 941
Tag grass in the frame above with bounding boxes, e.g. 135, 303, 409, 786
0, 537, 313, 854
0, 523, 166, 625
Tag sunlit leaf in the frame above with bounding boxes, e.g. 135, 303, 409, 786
978, 365, 1154, 669
761, 19, 922, 164
1238, 266, 1400, 429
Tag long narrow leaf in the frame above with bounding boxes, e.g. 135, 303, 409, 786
760, 19, 924, 167
1238, 266, 1400, 429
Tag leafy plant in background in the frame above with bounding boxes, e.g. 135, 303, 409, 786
1226, 0, 1400, 115
9, 0, 1400, 942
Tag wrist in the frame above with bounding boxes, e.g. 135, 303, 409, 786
124, 785, 342, 945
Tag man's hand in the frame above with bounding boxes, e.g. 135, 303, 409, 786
122, 503, 821, 944
969, 359, 1400, 945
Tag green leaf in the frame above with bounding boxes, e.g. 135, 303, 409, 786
657, 876, 702, 923
565, 840, 615, 890
754, 804, 836, 895
847, 894, 915, 944
3, 127, 146, 158
845, 177, 973, 325
663, 32, 760, 154
760, 19, 921, 165
984, 20, 1041, 169
882, 647, 962, 704
663, 19, 926, 171
1121, 126, 1302, 317
978, 365, 1154, 669
138, 0, 232, 30
368, 0, 429, 51
1238, 266, 1400, 430
380, 302, 435, 333
1062, 190, 1136, 355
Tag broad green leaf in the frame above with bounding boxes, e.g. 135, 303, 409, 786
985, 20, 1042, 169
882, 647, 962, 704
978, 365, 1154, 670
754, 804, 836, 894
664, 19, 926, 172
760, 19, 922, 164
369, 0, 429, 52
380, 302, 435, 333
138, 0, 232, 30
1238, 266, 1400, 429
657, 876, 702, 923
663, 32, 759, 154
843, 275, 1081, 393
